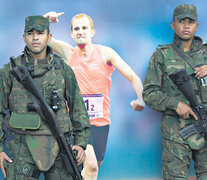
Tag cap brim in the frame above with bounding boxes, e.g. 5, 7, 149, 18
176, 14, 197, 21
25, 25, 46, 32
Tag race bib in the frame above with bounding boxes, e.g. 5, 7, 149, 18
82, 94, 104, 119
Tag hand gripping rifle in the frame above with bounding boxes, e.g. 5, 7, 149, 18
9, 59, 82, 180
169, 69, 207, 140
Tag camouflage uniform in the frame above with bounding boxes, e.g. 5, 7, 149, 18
0, 16, 90, 179
143, 5, 207, 178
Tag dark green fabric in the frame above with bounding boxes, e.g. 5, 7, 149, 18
25, 15, 49, 32
143, 35, 207, 178
9, 112, 41, 130
173, 4, 197, 20
0, 45, 90, 173
5, 134, 76, 180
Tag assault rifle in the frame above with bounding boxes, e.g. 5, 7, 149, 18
169, 69, 207, 140
10, 61, 82, 180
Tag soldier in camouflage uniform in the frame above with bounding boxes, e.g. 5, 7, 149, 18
143, 4, 207, 179
0, 15, 90, 179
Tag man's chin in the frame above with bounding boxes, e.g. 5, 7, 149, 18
31, 50, 41, 54
77, 39, 87, 44
178, 35, 192, 42
30, 48, 44, 55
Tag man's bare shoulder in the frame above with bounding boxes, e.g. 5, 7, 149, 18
61, 45, 76, 64
99, 45, 116, 62
62, 42, 75, 54
68, 46, 76, 53
99, 45, 113, 53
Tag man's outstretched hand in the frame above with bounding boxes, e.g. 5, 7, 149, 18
44, 11, 64, 23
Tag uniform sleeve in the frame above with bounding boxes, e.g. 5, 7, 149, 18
0, 65, 12, 152
143, 51, 180, 112
64, 65, 90, 149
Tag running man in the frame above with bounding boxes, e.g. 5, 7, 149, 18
44, 11, 145, 180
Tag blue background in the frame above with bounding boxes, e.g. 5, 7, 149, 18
1, 0, 207, 179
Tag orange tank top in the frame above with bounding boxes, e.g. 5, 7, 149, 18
69, 45, 115, 126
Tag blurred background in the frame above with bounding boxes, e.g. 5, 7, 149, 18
0, 0, 207, 179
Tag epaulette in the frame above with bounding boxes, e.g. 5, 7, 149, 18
53, 53, 66, 68
156, 44, 171, 51
202, 42, 207, 46
53, 54, 64, 70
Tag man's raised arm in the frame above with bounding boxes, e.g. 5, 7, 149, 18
44, 11, 74, 63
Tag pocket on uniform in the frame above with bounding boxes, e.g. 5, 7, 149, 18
3, 160, 9, 168
200, 85, 207, 102
9, 112, 41, 130
162, 151, 173, 162
4, 160, 15, 178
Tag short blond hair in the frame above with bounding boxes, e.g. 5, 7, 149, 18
71, 14, 94, 31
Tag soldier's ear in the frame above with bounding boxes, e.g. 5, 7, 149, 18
23, 34, 26, 42
170, 22, 175, 30
195, 22, 199, 32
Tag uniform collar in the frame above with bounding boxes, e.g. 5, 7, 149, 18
173, 33, 203, 52
24, 45, 54, 65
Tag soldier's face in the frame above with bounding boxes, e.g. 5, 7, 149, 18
71, 17, 95, 46
171, 17, 198, 41
23, 29, 52, 59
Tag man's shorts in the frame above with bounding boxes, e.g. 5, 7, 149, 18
88, 125, 109, 162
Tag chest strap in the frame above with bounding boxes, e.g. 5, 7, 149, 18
171, 43, 195, 70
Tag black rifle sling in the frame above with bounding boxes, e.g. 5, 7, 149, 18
10, 57, 17, 68
20, 55, 48, 121
20, 55, 73, 132
30, 93, 47, 122
171, 43, 195, 70
21, 55, 54, 78
21, 55, 27, 67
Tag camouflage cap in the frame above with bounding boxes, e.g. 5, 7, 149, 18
173, 4, 197, 21
25, 15, 50, 32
